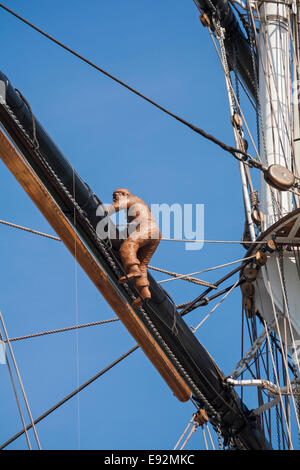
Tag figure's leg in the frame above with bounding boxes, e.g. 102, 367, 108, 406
118, 238, 141, 283
133, 239, 160, 303
136, 240, 159, 288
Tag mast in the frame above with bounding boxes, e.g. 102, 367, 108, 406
194, 0, 300, 448
251, 0, 300, 448
258, 0, 293, 228
254, 0, 300, 374
292, 1, 300, 207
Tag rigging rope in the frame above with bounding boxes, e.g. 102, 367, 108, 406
191, 278, 241, 333
0, 344, 139, 450
0, 311, 42, 449
263, 264, 300, 446
0, 218, 268, 245
3, 318, 119, 343
179, 262, 247, 316
0, 218, 61, 241
173, 410, 213, 450
0, 329, 32, 449
150, 254, 255, 284
161, 237, 265, 244
203, 18, 262, 163
0, 3, 251, 162
72, 168, 81, 450
173, 415, 196, 450
178, 421, 198, 450
248, 3, 287, 221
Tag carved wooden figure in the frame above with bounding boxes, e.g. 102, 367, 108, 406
106, 188, 161, 304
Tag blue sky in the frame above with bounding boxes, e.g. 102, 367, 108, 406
0, 0, 285, 451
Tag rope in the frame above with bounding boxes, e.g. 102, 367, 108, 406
158, 275, 215, 288
0, 311, 42, 449
0, 345, 138, 450
0, 217, 268, 245
264, 318, 294, 448
202, 425, 209, 450
0, 218, 61, 241
150, 255, 256, 285
248, 4, 287, 222
173, 412, 208, 450
72, 168, 81, 450
179, 422, 198, 450
161, 237, 266, 244
273, 256, 300, 430
176, 279, 242, 311
205, 11, 262, 164
205, 422, 215, 450
149, 265, 216, 287
0, 3, 252, 162
0, 330, 32, 449
173, 415, 195, 450
179, 262, 247, 316
3, 318, 119, 343
263, 266, 297, 447
0, 217, 262, 248
230, 321, 275, 379
275, 253, 300, 375
191, 278, 241, 333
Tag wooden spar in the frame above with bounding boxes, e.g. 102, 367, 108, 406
0, 129, 191, 403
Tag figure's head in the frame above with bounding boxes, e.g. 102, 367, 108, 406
113, 188, 131, 202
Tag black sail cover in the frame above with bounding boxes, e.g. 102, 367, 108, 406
0, 71, 268, 450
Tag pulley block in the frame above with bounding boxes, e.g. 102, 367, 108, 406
255, 251, 268, 266
200, 13, 210, 27
231, 112, 243, 128
264, 164, 295, 191
243, 296, 253, 312
243, 266, 258, 282
251, 208, 264, 226
241, 281, 255, 297
266, 239, 276, 252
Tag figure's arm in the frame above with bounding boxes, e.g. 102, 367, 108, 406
106, 197, 131, 215
106, 202, 119, 216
